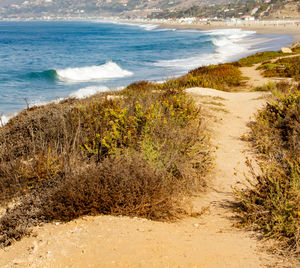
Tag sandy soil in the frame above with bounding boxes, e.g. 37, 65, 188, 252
2, 54, 300, 267
240, 63, 272, 89
239, 53, 300, 89
0, 85, 292, 267
155, 21, 300, 42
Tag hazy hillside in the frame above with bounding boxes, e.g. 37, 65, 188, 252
0, 0, 235, 19
0, 0, 299, 19
265, 0, 300, 19
149, 0, 300, 20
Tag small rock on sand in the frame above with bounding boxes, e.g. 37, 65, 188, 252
281, 47, 293, 53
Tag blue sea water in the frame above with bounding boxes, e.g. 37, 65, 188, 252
0, 20, 294, 120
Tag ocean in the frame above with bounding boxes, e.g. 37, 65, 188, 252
0, 20, 294, 123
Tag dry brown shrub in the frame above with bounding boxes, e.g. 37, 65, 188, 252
0, 85, 211, 247
122, 81, 157, 96
235, 84, 300, 256
0, 152, 187, 247
40, 152, 188, 221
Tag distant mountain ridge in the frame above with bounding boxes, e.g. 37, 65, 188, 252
149, 0, 300, 20
0, 0, 236, 19
0, 0, 299, 19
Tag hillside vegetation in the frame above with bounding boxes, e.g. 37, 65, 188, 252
236, 83, 300, 253
149, 0, 300, 20
0, 47, 299, 258
258, 56, 300, 81
235, 50, 300, 255
0, 83, 212, 247
0, 62, 247, 246
2, 0, 299, 20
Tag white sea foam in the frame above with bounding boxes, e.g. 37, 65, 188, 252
0, 86, 111, 126
0, 113, 16, 127
127, 22, 175, 32
134, 23, 176, 32
30, 86, 113, 105
94, 19, 162, 31
204, 28, 256, 37
56, 61, 133, 82
29, 98, 63, 108
154, 80, 167, 84
154, 28, 258, 71
69, 86, 110, 99
113, 86, 126, 91
137, 23, 159, 31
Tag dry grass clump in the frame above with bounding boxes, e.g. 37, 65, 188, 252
235, 83, 300, 255
0, 101, 77, 205
258, 56, 300, 81
121, 81, 158, 96
233, 50, 289, 67
121, 65, 243, 94
158, 64, 243, 92
253, 81, 277, 92
292, 45, 300, 53
0, 84, 212, 247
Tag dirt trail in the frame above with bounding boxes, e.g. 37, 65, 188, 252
240, 53, 300, 89
1, 86, 288, 268
240, 63, 271, 88
240, 63, 296, 89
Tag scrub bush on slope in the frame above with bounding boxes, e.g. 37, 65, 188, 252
0, 84, 212, 247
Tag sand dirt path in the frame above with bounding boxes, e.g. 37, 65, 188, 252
1, 87, 290, 268
240, 53, 300, 89
240, 63, 272, 89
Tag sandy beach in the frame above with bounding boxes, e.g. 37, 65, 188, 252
153, 20, 300, 42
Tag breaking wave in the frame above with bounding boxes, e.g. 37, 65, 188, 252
69, 86, 110, 99
0, 113, 16, 127
57, 62, 133, 82
154, 28, 258, 70
28, 62, 133, 82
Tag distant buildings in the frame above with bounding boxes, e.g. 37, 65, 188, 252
241, 15, 255, 21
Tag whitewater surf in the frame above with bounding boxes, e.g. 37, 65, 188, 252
0, 20, 294, 121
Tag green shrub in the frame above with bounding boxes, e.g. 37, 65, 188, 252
233, 51, 287, 67
235, 86, 300, 253
292, 46, 300, 53
0, 83, 212, 247
258, 56, 300, 80
253, 81, 276, 92
158, 64, 243, 92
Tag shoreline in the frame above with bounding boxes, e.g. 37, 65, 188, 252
0, 19, 299, 123
3, 18, 300, 41
157, 22, 300, 42
124, 19, 300, 43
